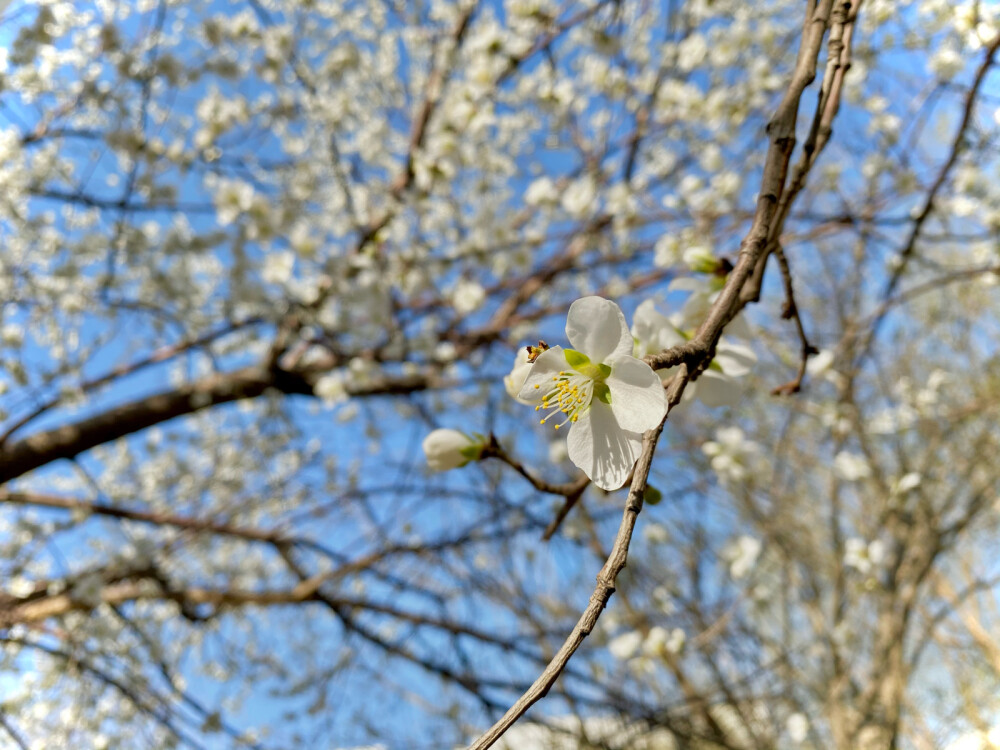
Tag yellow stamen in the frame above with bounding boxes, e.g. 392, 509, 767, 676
534, 369, 595, 430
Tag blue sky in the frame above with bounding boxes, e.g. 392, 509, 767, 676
1, 1, 998, 748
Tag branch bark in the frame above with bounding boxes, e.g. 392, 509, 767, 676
0, 365, 430, 485
469, 3, 845, 746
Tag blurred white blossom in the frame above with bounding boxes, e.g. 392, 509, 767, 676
834, 451, 872, 482
422, 429, 483, 472
723, 535, 762, 579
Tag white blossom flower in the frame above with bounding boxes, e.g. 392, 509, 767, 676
641, 625, 686, 656
664, 627, 686, 654
561, 176, 597, 218
314, 372, 349, 406
524, 176, 559, 205
643, 522, 670, 544
262, 251, 294, 285
548, 438, 569, 464
1, 322, 24, 346
928, 44, 964, 78
422, 429, 484, 472
608, 630, 643, 660
632, 299, 756, 408
890, 472, 922, 498
677, 33, 708, 71
8, 576, 34, 598
682, 244, 717, 273
450, 278, 486, 314
844, 537, 885, 574
518, 297, 667, 490
723, 535, 762, 579
693, 346, 756, 407
787, 713, 809, 743
807, 348, 836, 377
702, 427, 762, 484
642, 625, 670, 655
834, 451, 871, 481
653, 235, 681, 268
503, 347, 535, 404
213, 179, 254, 225
665, 277, 753, 339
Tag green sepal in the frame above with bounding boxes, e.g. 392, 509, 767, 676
565, 349, 611, 381
644, 485, 663, 506
593, 381, 612, 404
459, 443, 484, 462
690, 258, 719, 275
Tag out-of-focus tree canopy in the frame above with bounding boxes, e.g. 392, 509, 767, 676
2, 1, 1000, 748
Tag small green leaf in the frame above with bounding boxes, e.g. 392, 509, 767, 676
459, 444, 484, 462
644, 485, 663, 505
563, 349, 590, 369
593, 381, 612, 404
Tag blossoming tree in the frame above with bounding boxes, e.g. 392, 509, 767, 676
1, 0, 1000, 748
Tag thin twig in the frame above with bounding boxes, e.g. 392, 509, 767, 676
856, 33, 1000, 360
771, 244, 818, 395
481, 434, 590, 498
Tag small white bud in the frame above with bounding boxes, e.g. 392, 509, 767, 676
422, 429, 483, 472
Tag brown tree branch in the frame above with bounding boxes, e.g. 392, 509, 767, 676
469, 3, 845, 746
480, 434, 590, 498
0, 489, 298, 545
0, 364, 431, 485
0, 318, 262, 446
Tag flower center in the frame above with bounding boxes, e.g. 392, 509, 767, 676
532, 350, 613, 430
534, 370, 594, 430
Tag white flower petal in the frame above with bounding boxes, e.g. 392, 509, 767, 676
896, 472, 922, 493
631, 299, 666, 350
504, 348, 536, 404
422, 429, 479, 472
631, 299, 685, 357
606, 355, 667, 433
833, 451, 871, 481
567, 400, 641, 490
807, 349, 835, 375
666, 276, 705, 293
517, 346, 565, 402
694, 370, 742, 407
608, 630, 642, 660
714, 340, 757, 377
565, 296, 632, 363
787, 713, 809, 743
724, 313, 753, 340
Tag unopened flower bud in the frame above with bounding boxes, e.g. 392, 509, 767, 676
422, 429, 484, 472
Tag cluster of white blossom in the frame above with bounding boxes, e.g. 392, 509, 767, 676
1, 0, 999, 745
